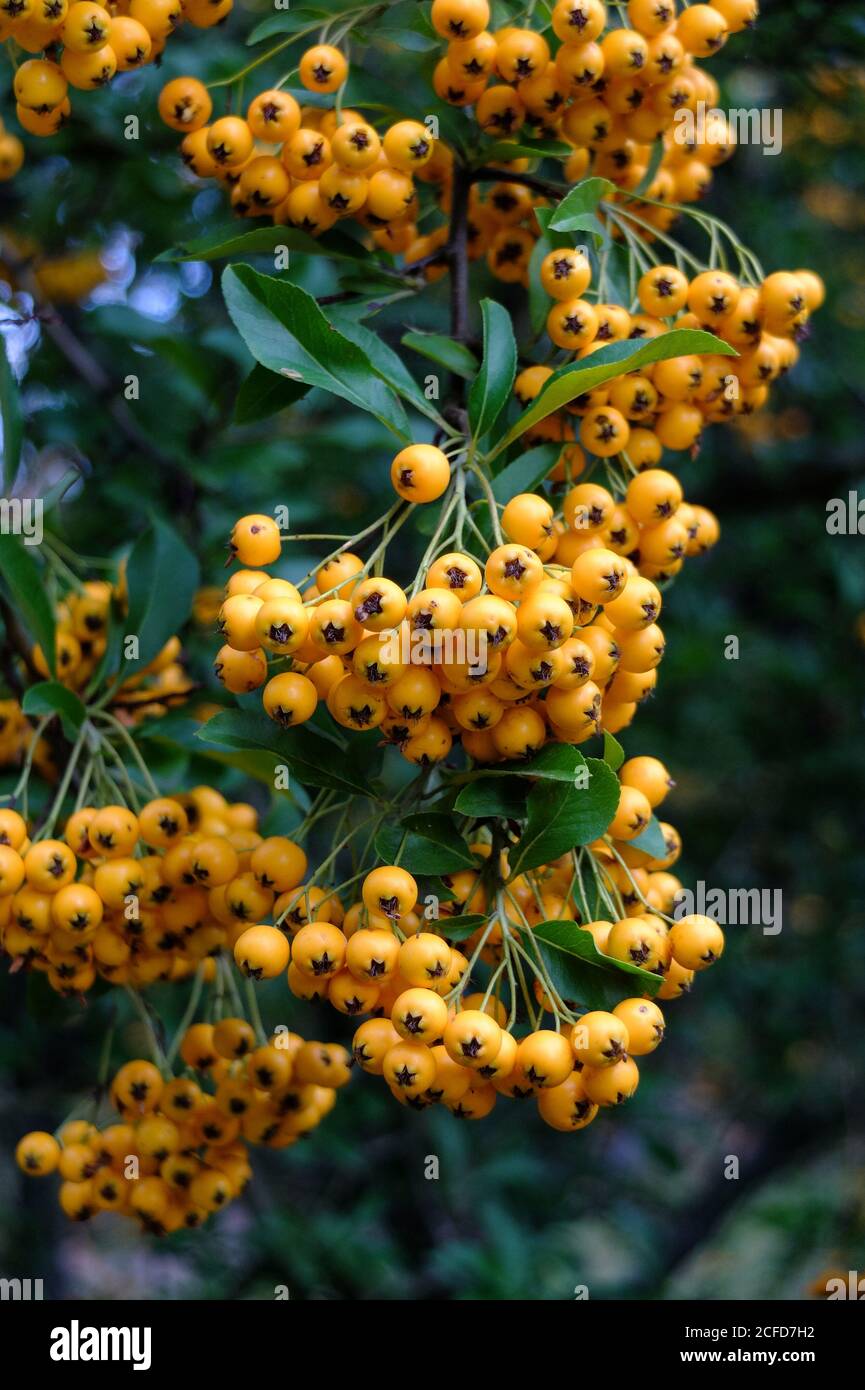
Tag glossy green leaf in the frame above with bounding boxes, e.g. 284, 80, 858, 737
402, 330, 479, 379
508, 756, 620, 876
196, 708, 380, 798
0, 534, 55, 673
527, 918, 662, 1010
489, 329, 737, 459
469, 299, 517, 440
490, 443, 560, 499
234, 364, 310, 424
329, 309, 446, 427
433, 913, 487, 941
0, 337, 22, 491
124, 519, 199, 673
454, 777, 527, 820
21, 681, 86, 740
246, 7, 330, 45
634, 139, 664, 197
482, 139, 573, 162
223, 265, 409, 438
603, 731, 625, 772
463, 742, 588, 786
376, 813, 477, 874
160, 224, 366, 264
626, 814, 669, 861
548, 176, 615, 233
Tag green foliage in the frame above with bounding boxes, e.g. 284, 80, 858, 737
469, 299, 516, 440
375, 814, 478, 874
527, 918, 662, 1011
21, 681, 86, 739
222, 265, 410, 439
124, 519, 200, 673
197, 708, 381, 798
0, 534, 55, 672
507, 758, 620, 876
0, 337, 22, 490
490, 329, 736, 459
0, 0, 862, 1306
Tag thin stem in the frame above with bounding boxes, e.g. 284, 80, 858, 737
468, 463, 504, 545
244, 977, 269, 1048
165, 965, 206, 1069
35, 719, 89, 840
124, 986, 168, 1074
92, 711, 160, 798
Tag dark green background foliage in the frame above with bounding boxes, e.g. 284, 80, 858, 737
1, 0, 864, 1300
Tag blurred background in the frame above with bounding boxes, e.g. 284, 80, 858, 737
1, 0, 864, 1299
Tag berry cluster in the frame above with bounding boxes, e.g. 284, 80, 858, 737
430, 0, 755, 212
263, 758, 720, 1129
0, 789, 296, 993
0, 575, 189, 772
526, 259, 825, 450
2, 0, 228, 175
159, 57, 440, 236
216, 436, 705, 753
16, 1029, 347, 1230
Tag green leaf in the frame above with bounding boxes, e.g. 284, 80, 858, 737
329, 309, 445, 428
434, 913, 487, 941
548, 176, 615, 233
603, 731, 625, 772
469, 299, 517, 440
21, 681, 86, 740
626, 814, 668, 861
196, 708, 379, 798
223, 265, 409, 439
234, 364, 310, 425
490, 443, 560, 499
0, 534, 55, 673
490, 329, 737, 459
634, 138, 664, 197
454, 777, 527, 820
246, 7, 330, 44
372, 12, 439, 51
482, 138, 573, 162
527, 918, 662, 1010
124, 519, 199, 673
508, 756, 620, 876
0, 336, 23, 491
469, 742, 588, 784
402, 330, 479, 379
138, 712, 295, 788
160, 224, 365, 265
375, 813, 476, 875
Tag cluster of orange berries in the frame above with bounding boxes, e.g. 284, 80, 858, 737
215, 442, 698, 754
2, 0, 228, 172
0, 788, 287, 994
0, 578, 189, 770
280, 768, 723, 1129
522, 259, 826, 455
159, 54, 445, 240
429, 0, 756, 211
15, 1030, 347, 1230
354, 993, 662, 1126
